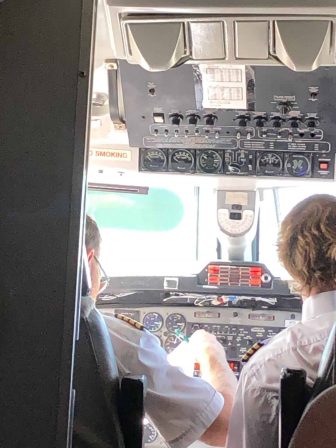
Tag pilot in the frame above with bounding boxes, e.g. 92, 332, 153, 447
226, 194, 336, 448
85, 215, 237, 448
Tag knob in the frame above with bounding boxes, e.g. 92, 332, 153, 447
254, 115, 267, 127
272, 118, 282, 128
307, 119, 316, 128
169, 113, 183, 126
290, 119, 300, 128
235, 114, 250, 127
187, 114, 200, 125
204, 114, 217, 126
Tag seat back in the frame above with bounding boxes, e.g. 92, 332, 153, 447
310, 323, 336, 400
279, 369, 310, 448
279, 323, 336, 448
73, 296, 125, 448
288, 386, 336, 448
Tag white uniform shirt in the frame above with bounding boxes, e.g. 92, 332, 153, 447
102, 313, 224, 448
227, 290, 336, 448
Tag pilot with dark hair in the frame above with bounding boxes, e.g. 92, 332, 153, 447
85, 215, 237, 448
226, 194, 336, 448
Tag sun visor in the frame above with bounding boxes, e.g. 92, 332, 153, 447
274, 20, 332, 72
125, 22, 188, 71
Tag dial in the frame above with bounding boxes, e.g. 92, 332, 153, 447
198, 150, 222, 173
164, 334, 182, 353
224, 150, 252, 175
142, 149, 167, 171
144, 421, 158, 444
286, 154, 311, 177
257, 152, 283, 175
166, 313, 186, 332
170, 149, 194, 172
143, 312, 163, 332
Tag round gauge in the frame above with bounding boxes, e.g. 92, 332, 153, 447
164, 334, 182, 353
257, 152, 283, 175
285, 154, 311, 177
170, 149, 195, 172
198, 150, 222, 173
143, 312, 163, 332
166, 313, 186, 332
144, 421, 158, 444
142, 149, 167, 171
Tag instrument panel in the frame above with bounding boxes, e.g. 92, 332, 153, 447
100, 303, 301, 446
101, 305, 301, 375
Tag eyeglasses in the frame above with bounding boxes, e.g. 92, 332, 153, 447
94, 255, 110, 294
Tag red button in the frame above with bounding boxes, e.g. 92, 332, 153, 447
319, 162, 329, 171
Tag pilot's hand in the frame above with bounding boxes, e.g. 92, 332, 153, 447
189, 330, 238, 391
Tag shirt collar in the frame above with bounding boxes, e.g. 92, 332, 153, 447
302, 290, 336, 322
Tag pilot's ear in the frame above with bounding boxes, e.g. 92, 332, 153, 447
87, 248, 95, 264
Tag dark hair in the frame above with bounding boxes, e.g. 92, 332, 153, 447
85, 215, 102, 253
278, 194, 336, 295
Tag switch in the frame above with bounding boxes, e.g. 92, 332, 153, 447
153, 113, 165, 124
319, 161, 329, 171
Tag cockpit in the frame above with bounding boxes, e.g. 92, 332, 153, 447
83, 1, 336, 445
2, 1, 336, 447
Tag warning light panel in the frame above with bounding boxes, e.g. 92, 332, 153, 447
201, 263, 272, 288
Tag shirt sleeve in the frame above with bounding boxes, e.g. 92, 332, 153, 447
226, 366, 279, 448
103, 314, 224, 448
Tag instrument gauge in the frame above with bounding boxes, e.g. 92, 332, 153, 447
143, 312, 163, 332
197, 150, 223, 173
166, 313, 186, 332
164, 335, 182, 353
257, 152, 283, 175
285, 154, 311, 177
142, 149, 167, 171
169, 149, 195, 172
144, 420, 158, 444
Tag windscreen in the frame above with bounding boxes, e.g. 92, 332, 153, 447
87, 182, 335, 279
87, 185, 199, 276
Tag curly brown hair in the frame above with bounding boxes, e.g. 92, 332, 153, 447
278, 194, 336, 296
